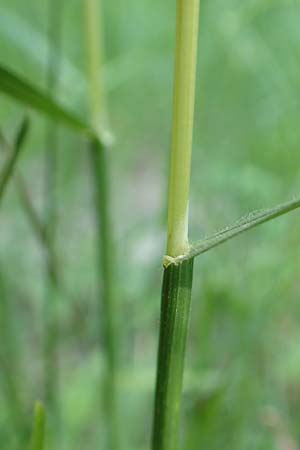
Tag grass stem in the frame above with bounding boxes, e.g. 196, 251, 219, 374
152, 260, 194, 450
30, 401, 46, 450
84, 1, 119, 449
167, 0, 200, 258
0, 269, 27, 449
153, 1, 200, 449
43, 0, 63, 443
90, 139, 118, 450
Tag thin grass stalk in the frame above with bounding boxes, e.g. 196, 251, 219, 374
0, 117, 28, 205
0, 270, 27, 449
0, 127, 60, 287
90, 139, 118, 449
84, 1, 118, 449
43, 0, 63, 442
152, 1, 200, 449
30, 401, 46, 450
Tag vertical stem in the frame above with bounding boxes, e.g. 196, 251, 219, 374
167, 0, 200, 258
30, 401, 46, 450
90, 139, 118, 450
0, 269, 27, 449
84, 0, 111, 142
152, 1, 200, 449
84, 1, 118, 449
43, 0, 63, 442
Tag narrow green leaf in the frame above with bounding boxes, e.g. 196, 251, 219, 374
0, 65, 92, 136
0, 123, 60, 288
30, 401, 46, 450
0, 117, 29, 204
168, 197, 300, 264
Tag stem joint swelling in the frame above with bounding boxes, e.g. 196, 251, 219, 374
163, 250, 190, 268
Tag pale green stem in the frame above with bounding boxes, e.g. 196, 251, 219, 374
30, 401, 46, 450
83, 2, 119, 449
84, 0, 111, 143
167, 0, 200, 257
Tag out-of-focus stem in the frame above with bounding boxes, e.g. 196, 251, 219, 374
43, 0, 63, 443
90, 138, 118, 450
30, 401, 46, 450
0, 269, 27, 449
84, 1, 119, 449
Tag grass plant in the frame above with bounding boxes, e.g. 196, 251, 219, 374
152, 1, 300, 449
0, 2, 300, 449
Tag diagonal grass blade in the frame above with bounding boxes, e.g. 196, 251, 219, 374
167, 197, 300, 265
0, 65, 92, 136
0, 117, 29, 205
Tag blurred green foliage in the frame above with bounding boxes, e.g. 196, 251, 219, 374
0, 0, 300, 449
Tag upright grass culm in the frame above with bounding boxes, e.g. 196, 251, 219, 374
30, 401, 46, 450
0, 269, 27, 449
43, 0, 63, 443
84, 1, 119, 449
152, 1, 200, 450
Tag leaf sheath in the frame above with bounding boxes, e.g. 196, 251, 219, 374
152, 259, 194, 450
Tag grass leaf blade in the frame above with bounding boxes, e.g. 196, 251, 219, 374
0, 117, 29, 204
173, 197, 300, 263
0, 65, 91, 135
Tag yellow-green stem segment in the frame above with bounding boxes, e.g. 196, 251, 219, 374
84, 0, 111, 143
167, 0, 200, 257
30, 401, 46, 450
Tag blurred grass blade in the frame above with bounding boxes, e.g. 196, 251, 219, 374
0, 125, 61, 287
170, 197, 300, 264
30, 401, 46, 450
0, 117, 29, 204
0, 269, 27, 447
0, 6, 86, 95
0, 65, 91, 135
